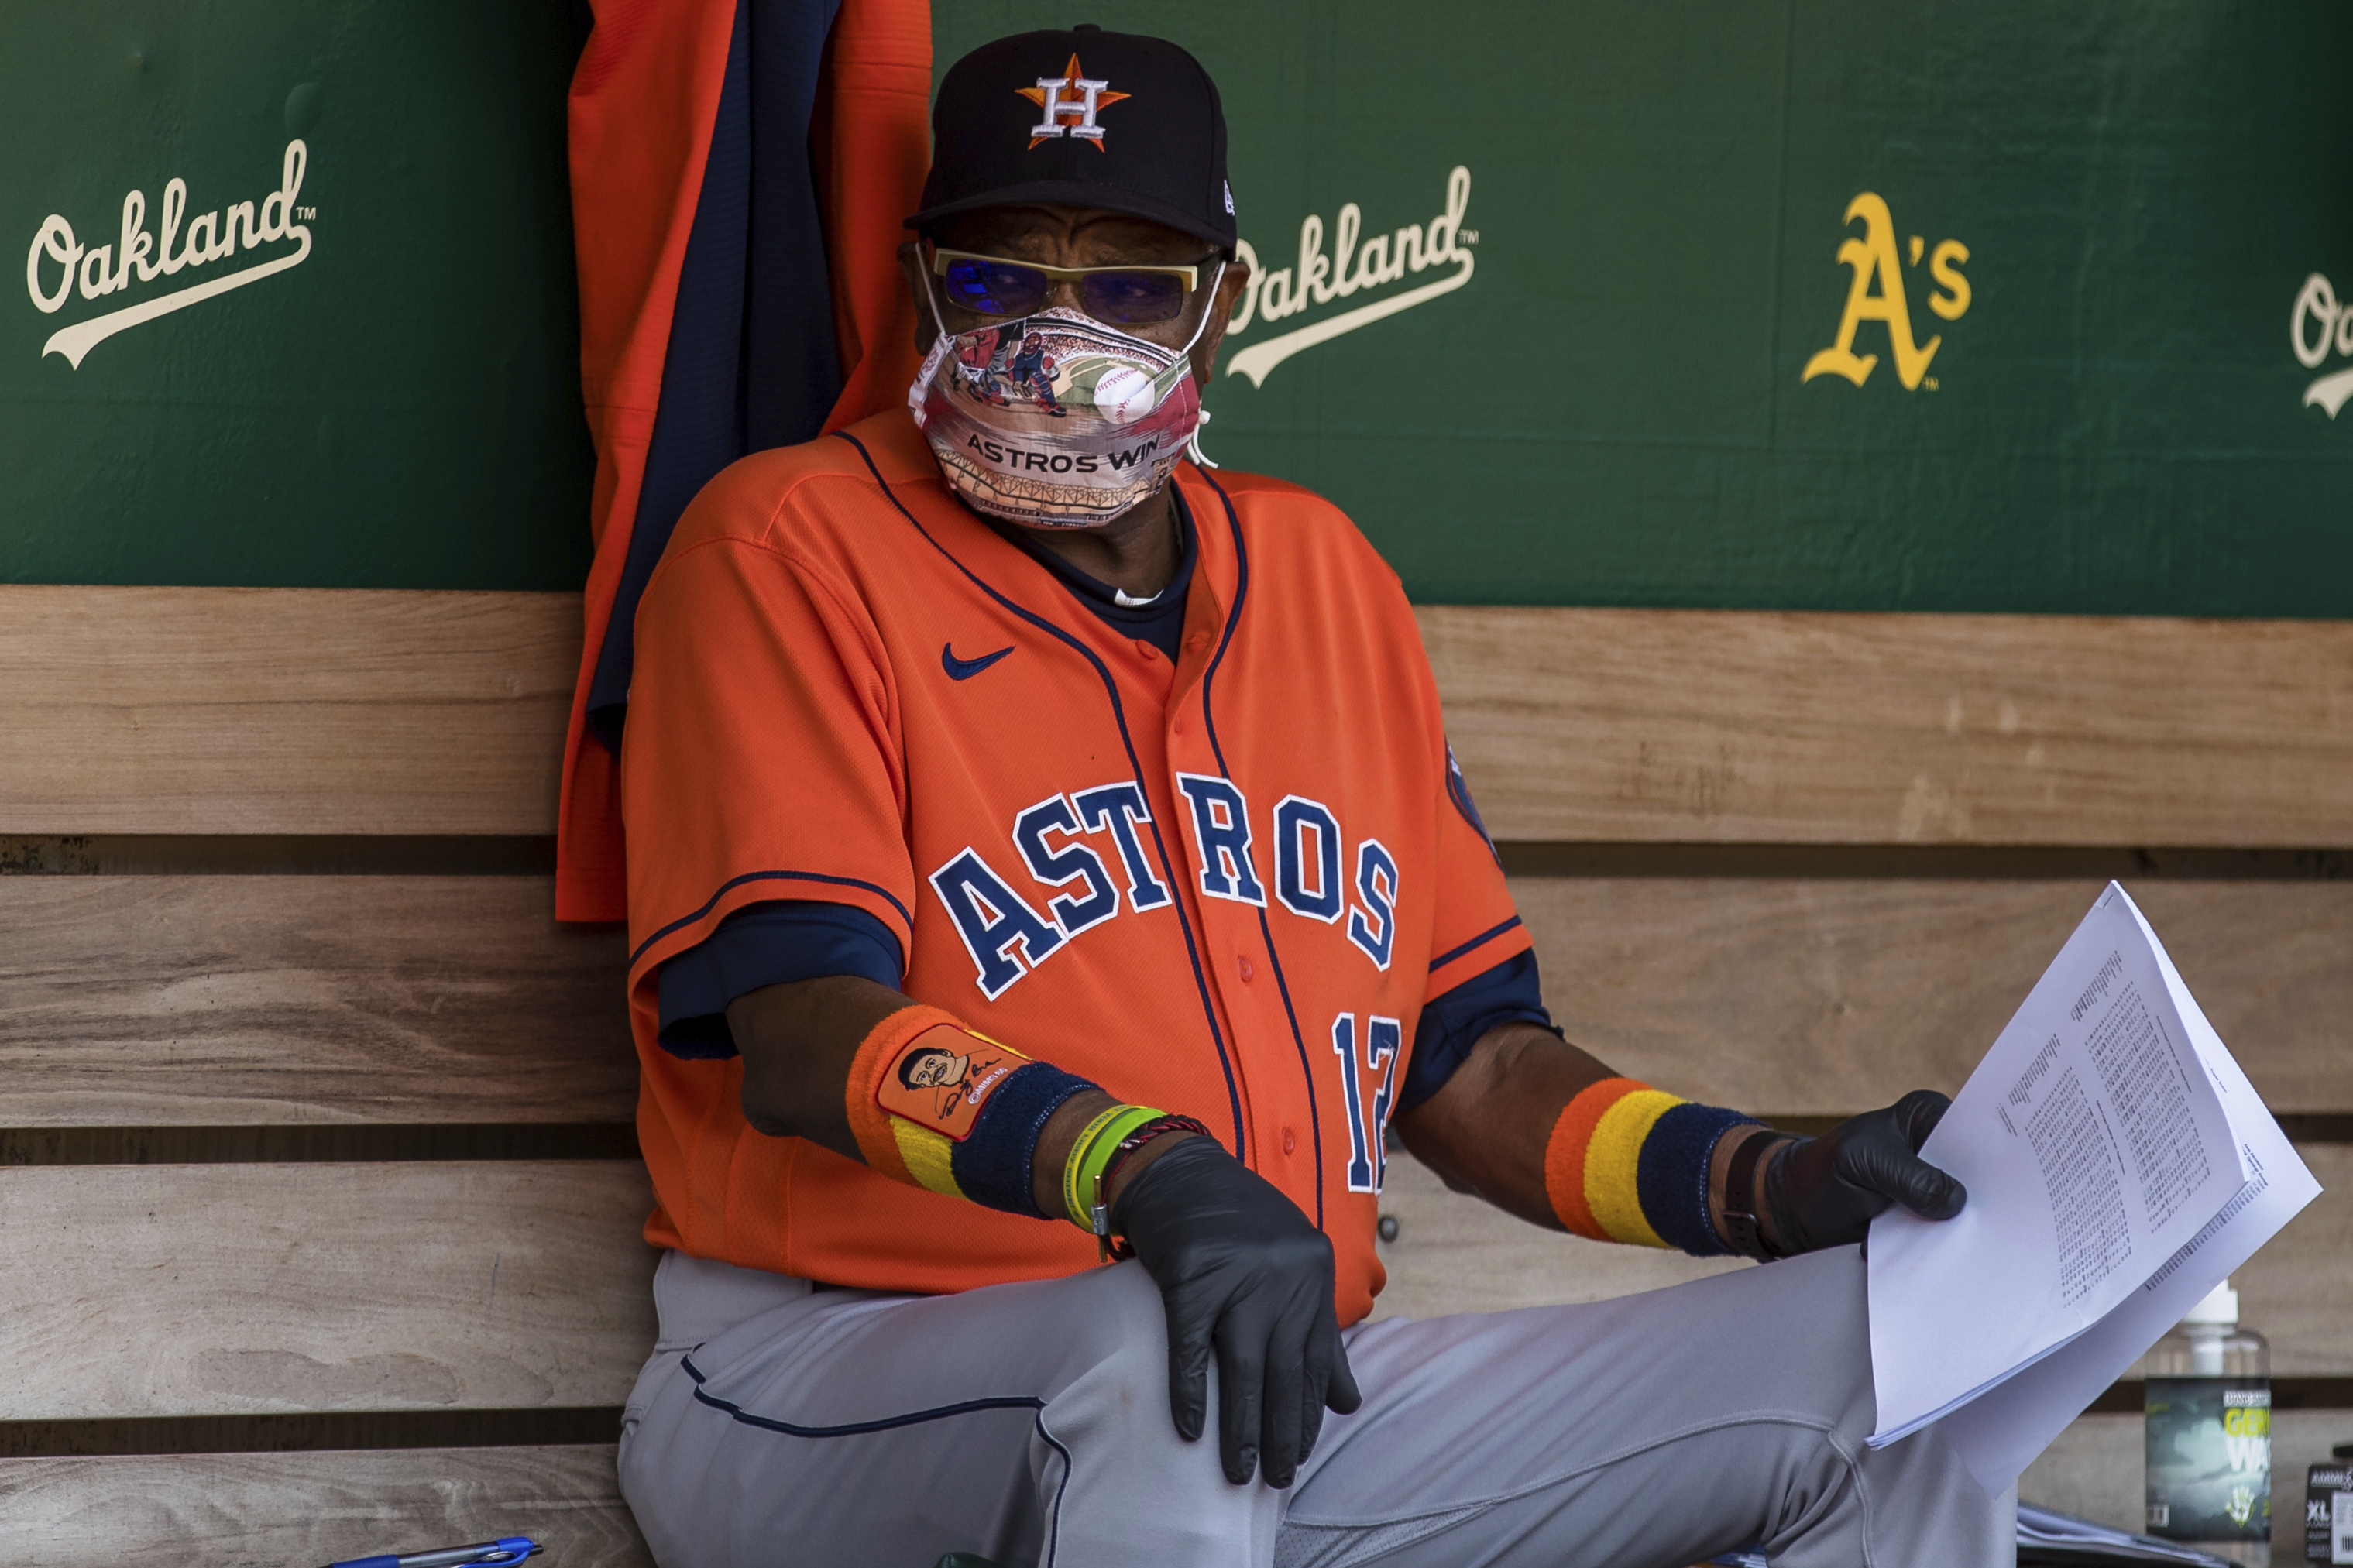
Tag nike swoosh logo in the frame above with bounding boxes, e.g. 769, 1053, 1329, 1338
1223, 251, 1475, 388
942, 642, 1015, 681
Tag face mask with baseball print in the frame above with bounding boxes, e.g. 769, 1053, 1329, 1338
908, 266, 1224, 528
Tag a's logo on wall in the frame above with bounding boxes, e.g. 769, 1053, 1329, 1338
2290, 273, 2353, 418
1221, 165, 1475, 387
1802, 192, 1970, 391
1020, 57, 1128, 149
23, 139, 313, 369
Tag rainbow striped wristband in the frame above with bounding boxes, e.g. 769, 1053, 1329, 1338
1543, 1077, 1757, 1257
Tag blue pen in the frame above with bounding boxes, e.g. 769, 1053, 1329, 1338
325, 1535, 541, 1568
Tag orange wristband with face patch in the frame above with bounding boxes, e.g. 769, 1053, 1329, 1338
843, 1005, 1097, 1216
846, 1006, 1001, 1180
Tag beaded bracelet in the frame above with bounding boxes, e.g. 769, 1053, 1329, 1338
1100, 1113, 1214, 1195
1091, 1113, 1214, 1260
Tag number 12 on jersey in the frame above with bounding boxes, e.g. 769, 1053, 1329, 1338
1331, 1013, 1401, 1194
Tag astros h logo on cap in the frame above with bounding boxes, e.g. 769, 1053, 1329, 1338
907, 25, 1238, 254
1019, 54, 1132, 150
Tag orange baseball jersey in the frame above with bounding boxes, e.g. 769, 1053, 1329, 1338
620, 407, 1532, 1325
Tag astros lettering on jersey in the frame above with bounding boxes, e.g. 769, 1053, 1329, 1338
620, 408, 1530, 1325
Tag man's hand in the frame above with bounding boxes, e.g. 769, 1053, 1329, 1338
1757, 1089, 1967, 1254
1110, 1135, 1363, 1487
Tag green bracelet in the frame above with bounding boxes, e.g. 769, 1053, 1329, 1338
1062, 1103, 1165, 1234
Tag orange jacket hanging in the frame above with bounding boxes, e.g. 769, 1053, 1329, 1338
557, 0, 932, 922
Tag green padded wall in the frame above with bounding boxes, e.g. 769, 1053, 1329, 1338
6, 3, 2349, 612
2, 2, 592, 589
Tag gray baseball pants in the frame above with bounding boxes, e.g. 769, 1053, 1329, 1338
617, 1244, 2011, 1568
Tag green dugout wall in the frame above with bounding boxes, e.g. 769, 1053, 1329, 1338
2, 2, 593, 591
6, 2, 2349, 615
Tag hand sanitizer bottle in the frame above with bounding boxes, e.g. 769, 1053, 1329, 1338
2146, 1278, 2272, 1565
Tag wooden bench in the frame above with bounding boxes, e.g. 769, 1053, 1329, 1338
4, 586, 2345, 1564
0, 587, 654, 1566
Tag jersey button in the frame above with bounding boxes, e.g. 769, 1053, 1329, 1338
1237, 954, 1254, 981
1282, 1128, 1297, 1155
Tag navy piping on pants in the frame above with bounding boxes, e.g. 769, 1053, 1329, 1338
682, 1352, 1045, 1436
678, 1354, 1077, 1568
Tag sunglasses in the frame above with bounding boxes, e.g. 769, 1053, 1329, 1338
930, 245, 1215, 326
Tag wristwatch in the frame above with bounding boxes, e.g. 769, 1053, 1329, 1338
1721, 1129, 1796, 1262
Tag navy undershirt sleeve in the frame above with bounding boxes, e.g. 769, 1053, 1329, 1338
1395, 947, 1558, 1115
656, 900, 905, 1059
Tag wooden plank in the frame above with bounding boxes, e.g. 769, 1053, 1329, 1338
1511, 876, 2353, 1116
0, 1445, 651, 1568
2238, 1145, 2353, 1380
2021, 1411, 2348, 1560
9, 587, 2348, 847
1420, 606, 2353, 847
0, 877, 632, 1127
2, 871, 2336, 1132
0, 1163, 657, 1421
1369, 1148, 2353, 1376
0, 586, 576, 835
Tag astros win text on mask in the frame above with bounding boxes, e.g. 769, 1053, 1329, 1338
909, 267, 1224, 528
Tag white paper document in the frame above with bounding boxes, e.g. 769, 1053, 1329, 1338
1864, 881, 2320, 1489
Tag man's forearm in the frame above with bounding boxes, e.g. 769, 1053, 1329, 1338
1393, 1022, 1613, 1227
729, 974, 912, 1159
727, 976, 1196, 1219
1396, 1022, 1766, 1248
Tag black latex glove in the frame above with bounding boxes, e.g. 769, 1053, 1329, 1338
1110, 1134, 1363, 1487
1758, 1089, 1967, 1255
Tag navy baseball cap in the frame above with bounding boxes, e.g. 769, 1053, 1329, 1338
907, 24, 1236, 252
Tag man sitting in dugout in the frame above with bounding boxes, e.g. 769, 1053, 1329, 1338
614, 25, 2004, 1568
